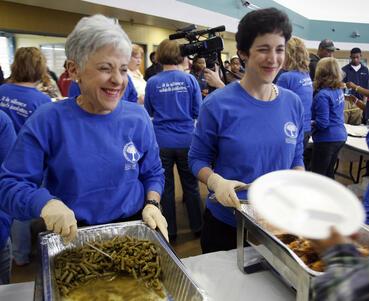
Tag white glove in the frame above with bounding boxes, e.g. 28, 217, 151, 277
142, 204, 169, 242
40, 199, 77, 243
207, 173, 248, 209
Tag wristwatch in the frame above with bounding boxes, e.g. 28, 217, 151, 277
145, 199, 162, 212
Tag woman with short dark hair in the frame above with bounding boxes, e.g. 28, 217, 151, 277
189, 8, 305, 253
145, 39, 203, 242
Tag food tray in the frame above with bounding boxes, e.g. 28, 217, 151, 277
236, 203, 369, 301
38, 220, 208, 301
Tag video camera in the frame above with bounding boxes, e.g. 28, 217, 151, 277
169, 24, 225, 70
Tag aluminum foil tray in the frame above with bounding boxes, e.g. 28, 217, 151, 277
236, 203, 369, 301
39, 220, 208, 301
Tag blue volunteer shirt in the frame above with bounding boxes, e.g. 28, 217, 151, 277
312, 88, 347, 143
277, 71, 313, 132
342, 64, 369, 100
144, 70, 201, 148
0, 98, 164, 225
189, 82, 304, 227
0, 111, 16, 249
68, 76, 138, 103
0, 83, 51, 133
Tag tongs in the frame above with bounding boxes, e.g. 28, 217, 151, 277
209, 183, 250, 204
85, 241, 113, 260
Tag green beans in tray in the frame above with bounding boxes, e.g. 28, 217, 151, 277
54, 235, 164, 297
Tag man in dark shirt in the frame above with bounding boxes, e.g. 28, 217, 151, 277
144, 51, 163, 81
342, 48, 369, 122
309, 39, 339, 80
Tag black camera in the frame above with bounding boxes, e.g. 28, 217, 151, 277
169, 25, 225, 69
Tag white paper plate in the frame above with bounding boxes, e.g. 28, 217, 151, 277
248, 170, 365, 239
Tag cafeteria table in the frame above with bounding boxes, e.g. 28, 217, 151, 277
0, 249, 295, 301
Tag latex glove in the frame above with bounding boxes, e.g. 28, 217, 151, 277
207, 173, 248, 209
142, 204, 169, 242
40, 199, 77, 243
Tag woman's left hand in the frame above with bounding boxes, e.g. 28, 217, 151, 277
142, 204, 169, 241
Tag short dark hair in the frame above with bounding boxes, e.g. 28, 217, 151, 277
351, 47, 361, 55
156, 39, 183, 65
236, 7, 292, 55
149, 51, 156, 62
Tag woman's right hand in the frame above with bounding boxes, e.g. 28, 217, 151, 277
40, 199, 77, 242
207, 173, 248, 209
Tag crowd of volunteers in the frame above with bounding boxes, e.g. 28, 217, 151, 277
0, 5, 369, 300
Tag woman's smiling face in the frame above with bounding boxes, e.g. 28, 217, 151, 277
76, 44, 130, 114
242, 32, 285, 84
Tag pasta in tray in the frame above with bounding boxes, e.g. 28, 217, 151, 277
54, 235, 165, 298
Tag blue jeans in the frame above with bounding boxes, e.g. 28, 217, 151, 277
0, 238, 12, 284
11, 219, 32, 265
160, 148, 203, 236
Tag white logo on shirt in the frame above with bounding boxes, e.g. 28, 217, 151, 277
123, 142, 141, 170
284, 122, 298, 144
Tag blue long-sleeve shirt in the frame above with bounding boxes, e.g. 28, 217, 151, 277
0, 83, 51, 133
0, 98, 164, 225
277, 70, 313, 133
189, 82, 304, 227
311, 88, 347, 143
144, 70, 201, 148
68, 76, 138, 103
0, 111, 16, 249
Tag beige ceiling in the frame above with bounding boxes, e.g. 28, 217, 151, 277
4, 0, 190, 31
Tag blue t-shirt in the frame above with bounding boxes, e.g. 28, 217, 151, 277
189, 82, 304, 227
0, 83, 51, 133
277, 71, 313, 132
68, 76, 138, 103
144, 70, 201, 148
0, 111, 16, 249
0, 98, 164, 225
311, 88, 347, 143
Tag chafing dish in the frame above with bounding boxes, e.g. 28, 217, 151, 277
38, 220, 208, 301
236, 203, 369, 301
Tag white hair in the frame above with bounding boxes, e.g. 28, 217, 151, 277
65, 14, 132, 69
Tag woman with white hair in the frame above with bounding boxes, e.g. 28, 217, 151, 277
0, 14, 168, 241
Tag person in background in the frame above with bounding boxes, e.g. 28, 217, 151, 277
309, 39, 338, 80
189, 8, 304, 253
47, 68, 58, 83
144, 51, 163, 81
311, 57, 347, 179
0, 111, 16, 284
0, 47, 52, 132
144, 39, 202, 242
37, 69, 62, 99
0, 47, 52, 266
224, 60, 230, 71
225, 55, 244, 83
57, 61, 72, 97
277, 37, 313, 165
342, 48, 368, 125
190, 55, 208, 98
0, 14, 168, 243
128, 44, 146, 104
0, 65, 4, 85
